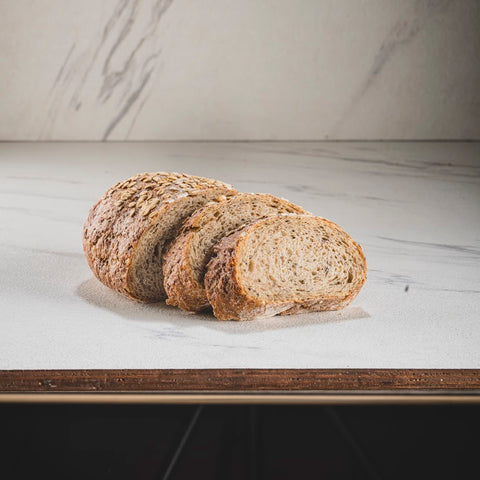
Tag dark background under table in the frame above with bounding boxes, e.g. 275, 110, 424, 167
2, 403, 478, 480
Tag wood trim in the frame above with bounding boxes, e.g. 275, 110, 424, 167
0, 369, 479, 393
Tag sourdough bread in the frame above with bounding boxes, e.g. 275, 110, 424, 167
163, 193, 307, 311
204, 215, 366, 320
83, 172, 236, 302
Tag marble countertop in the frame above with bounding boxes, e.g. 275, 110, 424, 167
1, 141, 479, 370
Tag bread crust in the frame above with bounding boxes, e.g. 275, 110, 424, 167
205, 215, 367, 321
205, 227, 269, 320
163, 225, 210, 310
163, 194, 306, 312
83, 172, 235, 301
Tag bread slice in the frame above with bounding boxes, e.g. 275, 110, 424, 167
205, 215, 367, 321
83, 172, 236, 302
163, 193, 307, 311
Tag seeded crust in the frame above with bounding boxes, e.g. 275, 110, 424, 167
163, 193, 307, 312
205, 215, 367, 321
83, 172, 236, 301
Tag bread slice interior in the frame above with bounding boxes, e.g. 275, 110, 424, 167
128, 191, 234, 301
237, 215, 365, 302
206, 214, 366, 320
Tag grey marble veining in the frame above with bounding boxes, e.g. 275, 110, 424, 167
0, 141, 479, 369
1, 0, 479, 140
42, 0, 174, 141
331, 0, 452, 135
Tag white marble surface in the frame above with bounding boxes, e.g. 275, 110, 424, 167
1, 0, 479, 140
0, 141, 479, 369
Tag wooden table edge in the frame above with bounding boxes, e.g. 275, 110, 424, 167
1, 369, 479, 396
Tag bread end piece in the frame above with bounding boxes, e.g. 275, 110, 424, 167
83, 172, 236, 302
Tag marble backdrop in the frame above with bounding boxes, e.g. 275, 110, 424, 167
0, 0, 479, 141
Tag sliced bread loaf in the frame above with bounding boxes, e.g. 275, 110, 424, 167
205, 214, 366, 320
163, 193, 307, 311
83, 172, 236, 302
